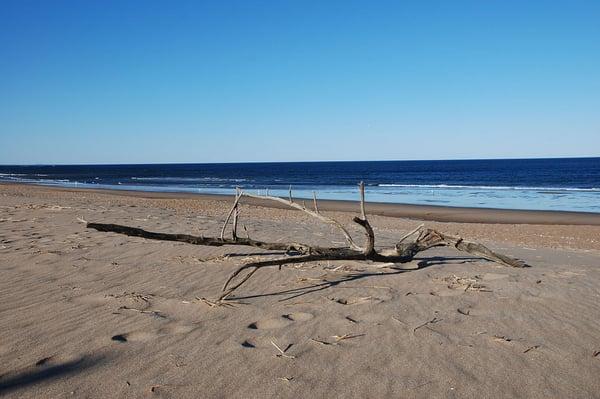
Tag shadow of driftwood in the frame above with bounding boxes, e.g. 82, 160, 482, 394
415, 256, 481, 268
273, 270, 410, 301
0, 354, 105, 395
230, 255, 484, 302
220, 251, 295, 258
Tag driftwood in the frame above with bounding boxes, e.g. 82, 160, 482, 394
85, 182, 527, 302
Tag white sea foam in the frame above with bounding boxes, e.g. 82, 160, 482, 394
1, 175, 598, 212
377, 184, 600, 192
130, 177, 247, 182
0, 176, 72, 184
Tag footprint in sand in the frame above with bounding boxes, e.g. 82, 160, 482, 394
34, 353, 83, 367
70, 293, 109, 306
241, 339, 256, 348
111, 322, 198, 343
158, 323, 196, 335
283, 312, 314, 321
72, 291, 154, 311
247, 318, 290, 330
247, 312, 315, 330
243, 312, 314, 350
328, 295, 391, 305
429, 290, 465, 297
112, 331, 158, 343
33, 353, 90, 368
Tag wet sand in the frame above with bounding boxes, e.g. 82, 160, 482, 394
3, 182, 600, 225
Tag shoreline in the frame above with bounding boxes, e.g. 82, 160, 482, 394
3, 182, 600, 226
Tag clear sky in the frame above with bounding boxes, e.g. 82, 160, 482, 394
1, 1, 599, 164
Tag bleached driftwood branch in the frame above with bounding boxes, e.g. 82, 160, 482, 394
85, 182, 527, 301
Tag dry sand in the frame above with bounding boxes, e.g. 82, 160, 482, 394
1, 183, 600, 398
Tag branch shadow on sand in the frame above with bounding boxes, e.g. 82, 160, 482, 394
416, 256, 481, 268
228, 255, 483, 302
0, 354, 105, 395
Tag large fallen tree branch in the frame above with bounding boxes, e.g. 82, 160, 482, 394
84, 182, 527, 302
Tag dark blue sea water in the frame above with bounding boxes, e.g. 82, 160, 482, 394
1, 158, 599, 212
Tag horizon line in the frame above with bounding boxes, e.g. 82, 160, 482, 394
1, 155, 599, 167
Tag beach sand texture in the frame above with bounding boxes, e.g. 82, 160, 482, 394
1, 184, 600, 398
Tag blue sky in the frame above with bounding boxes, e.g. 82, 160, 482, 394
1, 0, 599, 164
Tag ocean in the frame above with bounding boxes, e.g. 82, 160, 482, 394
1, 158, 599, 213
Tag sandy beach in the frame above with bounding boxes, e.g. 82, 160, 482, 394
1, 183, 600, 398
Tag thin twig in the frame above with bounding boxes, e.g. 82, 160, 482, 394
241, 192, 362, 251
232, 208, 239, 240
271, 340, 295, 359
220, 189, 242, 240
195, 296, 236, 308
523, 345, 540, 353
359, 181, 367, 220
397, 224, 425, 244
413, 317, 442, 333
333, 333, 365, 341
